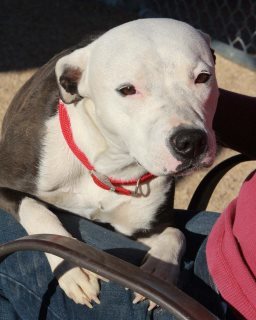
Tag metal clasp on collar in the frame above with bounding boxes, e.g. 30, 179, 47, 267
89, 170, 116, 192
133, 177, 142, 196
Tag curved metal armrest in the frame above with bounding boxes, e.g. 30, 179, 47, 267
0, 234, 217, 320
188, 154, 253, 211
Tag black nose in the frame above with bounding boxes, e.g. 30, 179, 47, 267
170, 128, 207, 159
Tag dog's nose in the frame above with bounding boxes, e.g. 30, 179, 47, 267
170, 128, 207, 159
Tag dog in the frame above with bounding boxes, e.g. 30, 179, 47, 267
0, 18, 218, 310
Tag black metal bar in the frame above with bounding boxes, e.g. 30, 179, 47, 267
188, 154, 251, 211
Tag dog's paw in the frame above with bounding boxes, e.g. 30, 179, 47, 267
140, 254, 180, 284
133, 228, 186, 310
132, 255, 180, 310
133, 292, 159, 311
46, 253, 108, 308
58, 267, 101, 308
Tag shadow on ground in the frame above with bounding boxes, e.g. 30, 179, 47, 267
0, 0, 137, 71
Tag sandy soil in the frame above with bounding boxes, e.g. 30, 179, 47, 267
0, 53, 255, 213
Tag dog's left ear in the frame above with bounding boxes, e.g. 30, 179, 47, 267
197, 30, 216, 65
55, 46, 91, 104
210, 48, 216, 64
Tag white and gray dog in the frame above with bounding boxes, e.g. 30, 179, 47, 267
0, 19, 218, 309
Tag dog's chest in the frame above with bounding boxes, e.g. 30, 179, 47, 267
38, 171, 169, 235
37, 113, 170, 235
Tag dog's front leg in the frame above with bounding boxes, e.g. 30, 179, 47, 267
19, 197, 103, 307
134, 225, 186, 310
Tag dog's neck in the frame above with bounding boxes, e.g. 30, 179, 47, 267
64, 99, 147, 181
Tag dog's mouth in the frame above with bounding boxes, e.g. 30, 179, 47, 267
174, 161, 195, 176
134, 158, 206, 177
174, 158, 209, 177
133, 147, 214, 177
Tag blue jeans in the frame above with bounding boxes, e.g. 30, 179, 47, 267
0, 208, 224, 320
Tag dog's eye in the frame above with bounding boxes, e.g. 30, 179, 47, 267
117, 84, 136, 96
195, 72, 211, 84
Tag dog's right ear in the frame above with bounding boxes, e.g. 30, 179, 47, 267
197, 30, 216, 65
55, 46, 90, 104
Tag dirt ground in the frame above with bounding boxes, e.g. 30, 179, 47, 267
0, 53, 255, 213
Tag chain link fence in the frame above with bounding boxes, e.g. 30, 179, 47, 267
100, 0, 256, 70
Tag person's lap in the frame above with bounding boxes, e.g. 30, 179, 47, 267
0, 208, 223, 320
0, 209, 180, 320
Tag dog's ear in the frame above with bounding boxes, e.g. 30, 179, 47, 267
197, 30, 216, 65
210, 48, 216, 65
55, 47, 90, 104
198, 30, 211, 45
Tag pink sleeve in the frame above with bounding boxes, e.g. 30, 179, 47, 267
206, 171, 256, 320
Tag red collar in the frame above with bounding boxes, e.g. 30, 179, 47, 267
58, 100, 155, 196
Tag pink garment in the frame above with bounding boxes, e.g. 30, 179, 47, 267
206, 170, 256, 320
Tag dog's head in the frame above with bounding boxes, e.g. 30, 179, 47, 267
56, 19, 218, 176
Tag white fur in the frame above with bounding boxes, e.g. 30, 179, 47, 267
37, 103, 170, 234
18, 18, 219, 307
19, 198, 101, 307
